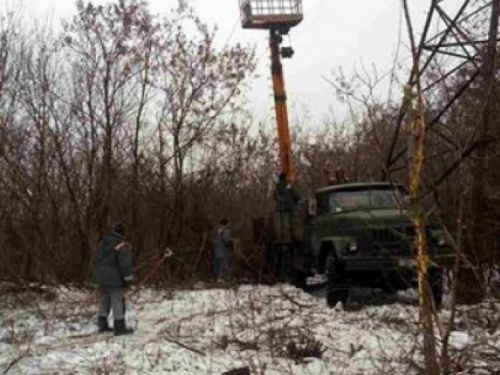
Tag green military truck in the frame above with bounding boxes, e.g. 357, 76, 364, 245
291, 182, 454, 307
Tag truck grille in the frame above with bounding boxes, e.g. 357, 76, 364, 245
371, 226, 414, 255
372, 227, 414, 242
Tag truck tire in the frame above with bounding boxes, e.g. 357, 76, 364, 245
326, 254, 349, 307
382, 271, 411, 294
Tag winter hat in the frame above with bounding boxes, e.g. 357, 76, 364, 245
113, 223, 126, 236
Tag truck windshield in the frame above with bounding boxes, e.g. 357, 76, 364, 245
328, 188, 408, 212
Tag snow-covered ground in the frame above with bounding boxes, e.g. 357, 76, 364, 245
1, 283, 499, 374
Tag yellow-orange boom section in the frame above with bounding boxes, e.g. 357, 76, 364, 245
270, 29, 294, 181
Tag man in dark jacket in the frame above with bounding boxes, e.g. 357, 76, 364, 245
273, 173, 300, 214
95, 223, 134, 336
273, 173, 301, 244
213, 218, 232, 282
272, 173, 301, 281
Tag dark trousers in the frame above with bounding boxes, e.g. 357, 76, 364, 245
214, 256, 230, 280
272, 244, 294, 282
98, 287, 125, 320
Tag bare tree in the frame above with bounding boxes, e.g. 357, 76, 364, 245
150, 2, 256, 245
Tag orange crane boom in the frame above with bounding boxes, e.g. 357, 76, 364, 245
270, 29, 294, 181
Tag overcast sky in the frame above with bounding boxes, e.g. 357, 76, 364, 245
26, 0, 434, 126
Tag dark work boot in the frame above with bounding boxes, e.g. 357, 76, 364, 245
114, 319, 134, 336
98, 316, 113, 333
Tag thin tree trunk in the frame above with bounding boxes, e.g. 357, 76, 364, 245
403, 1, 440, 373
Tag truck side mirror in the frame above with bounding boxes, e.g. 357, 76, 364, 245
308, 198, 317, 216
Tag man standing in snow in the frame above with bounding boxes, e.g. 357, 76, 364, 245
213, 218, 233, 282
95, 223, 134, 336
273, 173, 301, 281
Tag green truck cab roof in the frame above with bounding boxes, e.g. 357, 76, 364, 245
315, 182, 406, 195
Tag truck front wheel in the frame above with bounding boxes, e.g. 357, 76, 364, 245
292, 270, 307, 289
326, 254, 349, 307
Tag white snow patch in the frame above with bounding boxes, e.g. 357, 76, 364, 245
0, 284, 499, 374
449, 331, 468, 350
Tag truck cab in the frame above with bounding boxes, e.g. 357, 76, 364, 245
297, 182, 453, 307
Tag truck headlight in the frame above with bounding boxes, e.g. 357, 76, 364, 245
435, 232, 447, 246
347, 241, 358, 252
430, 229, 447, 247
